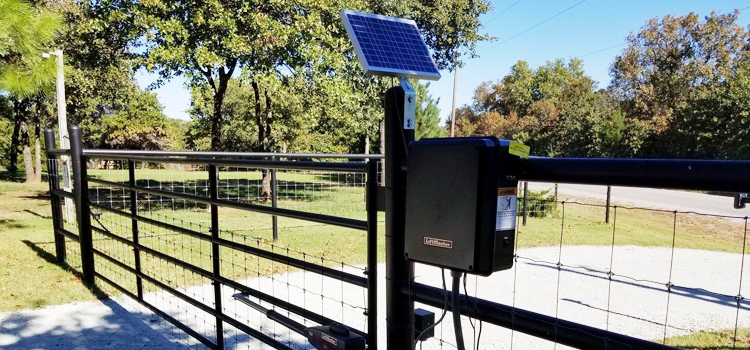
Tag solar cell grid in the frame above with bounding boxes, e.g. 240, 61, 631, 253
340, 10, 441, 80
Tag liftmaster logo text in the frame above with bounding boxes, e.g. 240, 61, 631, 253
424, 237, 453, 249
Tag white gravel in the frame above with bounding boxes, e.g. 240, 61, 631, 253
2, 246, 748, 349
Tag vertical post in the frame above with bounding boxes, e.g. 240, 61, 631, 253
605, 185, 611, 224
129, 160, 144, 300
208, 164, 224, 349
271, 156, 278, 241
522, 181, 528, 226
69, 125, 94, 285
44, 129, 65, 262
384, 85, 415, 349
366, 161, 378, 350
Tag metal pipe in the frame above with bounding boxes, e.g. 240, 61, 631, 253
384, 85, 415, 349
366, 161, 378, 350
271, 156, 278, 241
87, 177, 368, 231
128, 160, 143, 300
82, 155, 368, 173
606, 185, 611, 223
89, 203, 368, 288
69, 125, 95, 285
522, 181, 528, 226
83, 149, 384, 160
406, 282, 679, 350
520, 157, 750, 193
44, 129, 66, 262
208, 164, 224, 348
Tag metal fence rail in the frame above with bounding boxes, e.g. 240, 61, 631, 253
44, 126, 379, 350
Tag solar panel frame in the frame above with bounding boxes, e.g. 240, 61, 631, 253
340, 9, 441, 81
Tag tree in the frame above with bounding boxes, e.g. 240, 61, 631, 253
96, 0, 490, 153
415, 82, 446, 139
610, 11, 750, 158
454, 58, 624, 157
0, 0, 60, 182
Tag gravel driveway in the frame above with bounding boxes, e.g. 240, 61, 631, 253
2, 245, 747, 349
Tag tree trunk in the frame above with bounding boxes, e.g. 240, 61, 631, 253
9, 101, 21, 173
210, 88, 226, 151
20, 112, 35, 183
34, 124, 42, 182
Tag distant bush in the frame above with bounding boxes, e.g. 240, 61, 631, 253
518, 188, 558, 218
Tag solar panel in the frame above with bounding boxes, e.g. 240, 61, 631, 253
340, 9, 441, 81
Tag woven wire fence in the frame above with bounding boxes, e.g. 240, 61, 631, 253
412, 183, 750, 349
83, 157, 377, 349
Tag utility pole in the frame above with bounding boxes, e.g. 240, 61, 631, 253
449, 49, 459, 137
43, 49, 73, 223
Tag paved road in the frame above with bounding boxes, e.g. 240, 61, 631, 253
527, 182, 750, 218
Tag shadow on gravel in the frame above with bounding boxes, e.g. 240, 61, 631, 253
0, 299, 184, 349
527, 262, 750, 312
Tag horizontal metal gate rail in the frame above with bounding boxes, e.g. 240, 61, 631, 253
43, 126, 379, 350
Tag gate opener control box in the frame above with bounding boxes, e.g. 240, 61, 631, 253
404, 137, 519, 276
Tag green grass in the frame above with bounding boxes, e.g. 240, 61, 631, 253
517, 202, 748, 253
661, 328, 750, 349
3, 165, 749, 350
0, 178, 105, 312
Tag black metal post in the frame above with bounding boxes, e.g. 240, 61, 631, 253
605, 185, 611, 224
69, 125, 95, 285
522, 181, 528, 226
365, 161, 378, 350
271, 156, 278, 241
129, 160, 144, 300
384, 85, 414, 349
44, 129, 65, 262
208, 164, 224, 349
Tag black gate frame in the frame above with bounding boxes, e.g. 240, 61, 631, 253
381, 84, 750, 350
44, 126, 380, 350
45, 96, 750, 350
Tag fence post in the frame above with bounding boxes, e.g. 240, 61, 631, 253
522, 181, 528, 226
605, 185, 611, 223
271, 156, 278, 241
69, 125, 95, 285
208, 164, 225, 349
44, 129, 66, 263
365, 161, 378, 350
384, 85, 415, 349
129, 160, 144, 300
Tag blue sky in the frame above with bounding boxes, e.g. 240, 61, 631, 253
136, 0, 750, 124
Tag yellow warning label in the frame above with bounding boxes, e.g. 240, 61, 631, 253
497, 188, 517, 196
509, 141, 530, 159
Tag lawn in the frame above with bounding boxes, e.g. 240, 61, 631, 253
2, 168, 749, 350
662, 328, 750, 349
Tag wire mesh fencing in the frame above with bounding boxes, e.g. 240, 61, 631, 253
77, 155, 378, 350
411, 185, 750, 349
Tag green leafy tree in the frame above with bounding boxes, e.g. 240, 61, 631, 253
96, 0, 490, 154
414, 82, 446, 140
454, 58, 623, 157
0, 0, 60, 182
610, 11, 750, 158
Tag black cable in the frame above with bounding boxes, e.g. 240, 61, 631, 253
413, 269, 448, 350
452, 270, 465, 350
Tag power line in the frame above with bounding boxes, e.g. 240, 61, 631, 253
484, 0, 524, 25
480, 0, 588, 54
578, 43, 627, 57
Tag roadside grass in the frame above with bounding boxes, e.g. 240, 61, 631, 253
661, 328, 750, 349
3, 168, 748, 320
0, 178, 105, 312
517, 200, 748, 254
